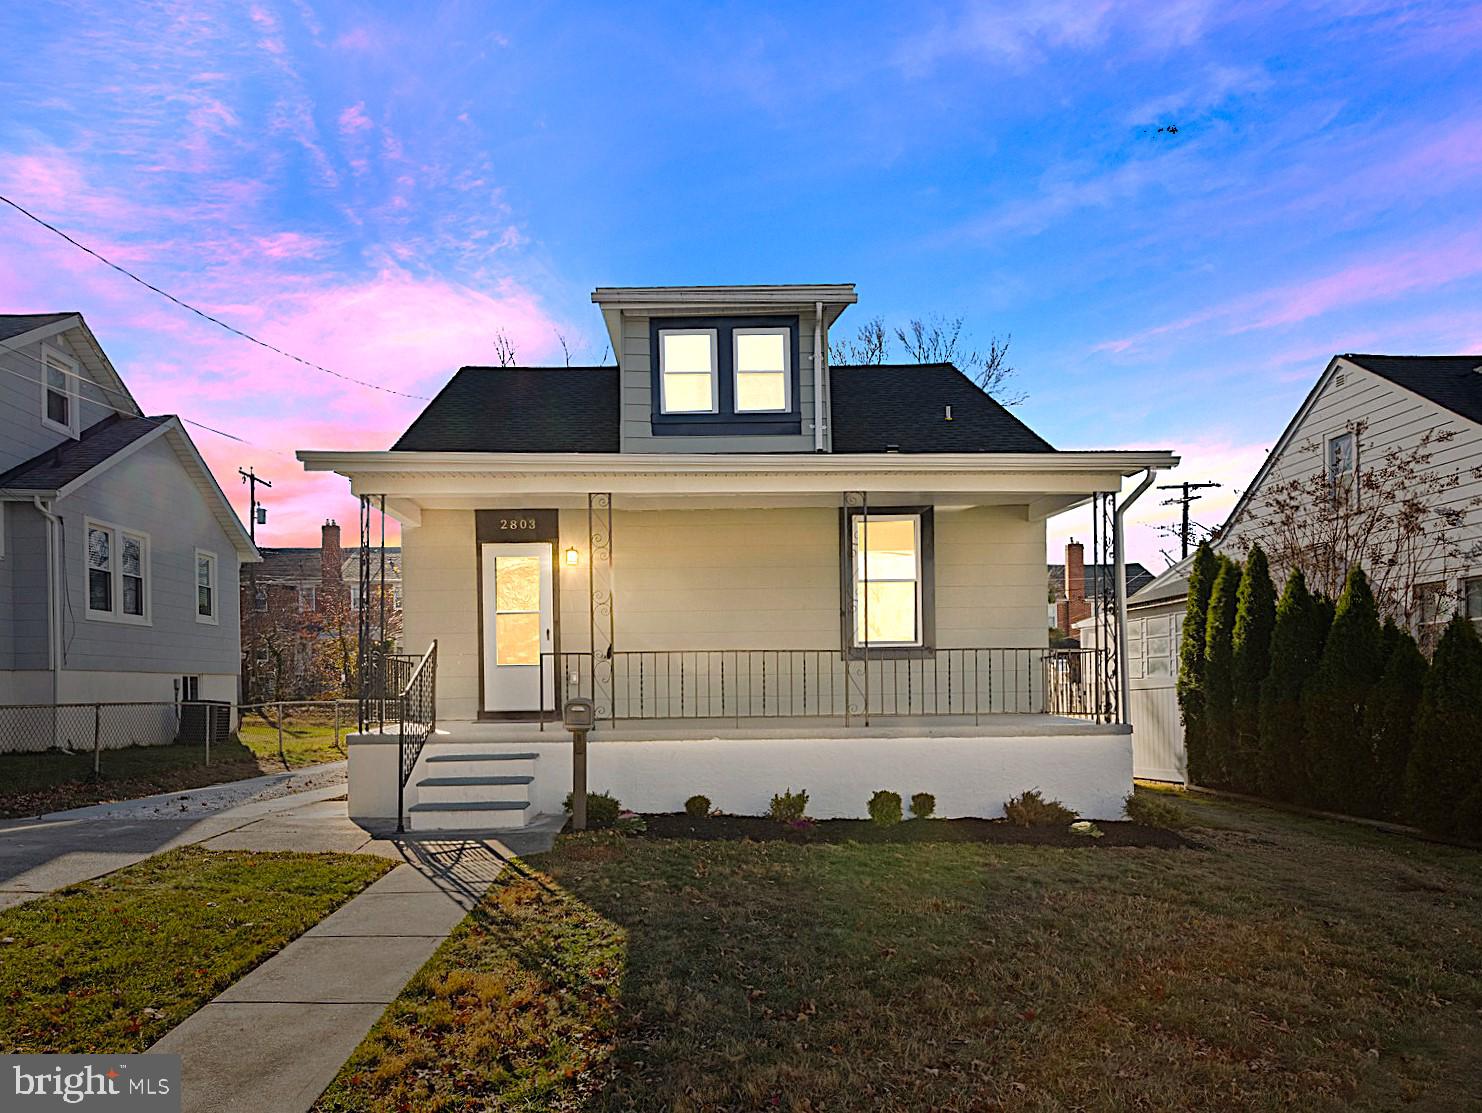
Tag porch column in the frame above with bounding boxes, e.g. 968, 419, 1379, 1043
588, 492, 615, 723
843, 490, 870, 726
1091, 489, 1122, 724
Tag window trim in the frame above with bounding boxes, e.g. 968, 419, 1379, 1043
649, 314, 803, 436
839, 506, 936, 659
40, 343, 80, 439
656, 328, 719, 415
195, 548, 219, 625
84, 518, 152, 625
1464, 574, 1482, 626
732, 326, 792, 414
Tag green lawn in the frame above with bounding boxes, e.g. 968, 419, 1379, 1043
0, 708, 348, 818
0, 846, 392, 1053
316, 791, 1482, 1113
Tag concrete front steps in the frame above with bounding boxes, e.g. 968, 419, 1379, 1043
407, 751, 540, 831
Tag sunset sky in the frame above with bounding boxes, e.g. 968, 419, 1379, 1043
4, 1, 1480, 569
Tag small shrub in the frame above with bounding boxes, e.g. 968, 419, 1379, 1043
562, 790, 622, 829
768, 788, 809, 823
1002, 789, 1076, 827
684, 794, 712, 817
868, 790, 903, 826
909, 792, 937, 820
1123, 791, 1186, 829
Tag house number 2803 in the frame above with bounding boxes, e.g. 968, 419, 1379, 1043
500, 517, 536, 530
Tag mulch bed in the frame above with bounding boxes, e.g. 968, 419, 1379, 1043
636, 812, 1189, 848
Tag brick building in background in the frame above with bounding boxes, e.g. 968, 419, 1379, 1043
241, 520, 401, 700
1048, 539, 1153, 641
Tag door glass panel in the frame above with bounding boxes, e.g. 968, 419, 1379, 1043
495, 556, 540, 613
495, 612, 540, 665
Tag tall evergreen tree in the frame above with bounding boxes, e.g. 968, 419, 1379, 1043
1405, 614, 1482, 836
1302, 567, 1385, 815
1201, 555, 1241, 788
1365, 628, 1427, 820
1230, 546, 1277, 794
1177, 543, 1219, 785
1258, 570, 1321, 802
1312, 594, 1336, 646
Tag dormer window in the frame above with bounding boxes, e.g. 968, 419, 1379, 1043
649, 315, 801, 436
658, 329, 718, 414
734, 328, 790, 412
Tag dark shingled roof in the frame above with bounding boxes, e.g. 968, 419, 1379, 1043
0, 312, 77, 343
393, 367, 620, 452
1343, 354, 1482, 427
390, 362, 1054, 454
0, 414, 167, 491
829, 364, 1053, 453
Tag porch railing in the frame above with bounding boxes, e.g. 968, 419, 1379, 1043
360, 640, 437, 834
541, 647, 1114, 726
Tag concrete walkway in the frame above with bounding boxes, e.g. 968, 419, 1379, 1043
149, 821, 563, 1113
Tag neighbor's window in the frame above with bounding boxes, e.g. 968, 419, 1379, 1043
733, 327, 790, 413
1416, 581, 1447, 628
86, 521, 149, 622
1466, 577, 1482, 625
299, 585, 317, 613
1327, 431, 1357, 495
195, 549, 218, 623
42, 348, 78, 436
853, 514, 923, 646
658, 329, 718, 414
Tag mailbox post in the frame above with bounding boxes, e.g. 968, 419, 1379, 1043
562, 698, 595, 830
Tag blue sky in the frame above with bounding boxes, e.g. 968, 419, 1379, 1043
3, 1, 1481, 566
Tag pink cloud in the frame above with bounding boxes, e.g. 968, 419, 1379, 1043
338, 102, 373, 136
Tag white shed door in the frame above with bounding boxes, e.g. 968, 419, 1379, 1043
481, 543, 554, 712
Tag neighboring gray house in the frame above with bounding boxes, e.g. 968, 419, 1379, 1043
0, 312, 259, 709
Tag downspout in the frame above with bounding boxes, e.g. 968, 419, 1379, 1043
813, 301, 825, 452
1113, 469, 1159, 723
33, 496, 61, 715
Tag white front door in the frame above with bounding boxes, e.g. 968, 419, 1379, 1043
481, 543, 554, 712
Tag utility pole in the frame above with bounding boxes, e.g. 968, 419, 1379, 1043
240, 468, 272, 703
1157, 481, 1221, 559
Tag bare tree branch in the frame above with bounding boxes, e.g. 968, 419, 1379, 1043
492, 328, 518, 368
893, 313, 1024, 406
829, 315, 890, 365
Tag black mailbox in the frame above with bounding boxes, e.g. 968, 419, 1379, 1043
563, 698, 595, 731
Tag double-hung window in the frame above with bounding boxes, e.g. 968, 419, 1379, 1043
848, 511, 932, 650
1466, 577, 1482, 627
657, 329, 718, 414
86, 520, 150, 623
733, 327, 790, 413
196, 549, 218, 623
42, 346, 79, 437
1327, 431, 1357, 500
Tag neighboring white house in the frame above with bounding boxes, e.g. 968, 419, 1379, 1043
1126, 352, 1482, 782
301, 283, 1177, 831
0, 313, 259, 721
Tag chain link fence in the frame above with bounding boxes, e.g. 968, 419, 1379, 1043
0, 699, 355, 782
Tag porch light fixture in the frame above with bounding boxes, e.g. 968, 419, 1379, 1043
565, 545, 580, 567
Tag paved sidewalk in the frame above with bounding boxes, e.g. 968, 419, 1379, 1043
149, 820, 563, 1113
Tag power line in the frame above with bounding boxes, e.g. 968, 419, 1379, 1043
0, 192, 431, 401
1157, 481, 1222, 559
0, 347, 297, 463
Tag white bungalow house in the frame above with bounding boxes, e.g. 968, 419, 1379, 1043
1125, 351, 1482, 782
300, 284, 1177, 830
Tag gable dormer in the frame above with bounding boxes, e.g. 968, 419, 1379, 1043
593, 284, 857, 453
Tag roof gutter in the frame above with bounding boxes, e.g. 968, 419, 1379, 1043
33, 496, 61, 715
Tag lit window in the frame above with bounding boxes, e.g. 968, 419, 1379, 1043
196, 550, 218, 623
42, 348, 78, 436
494, 555, 540, 665
85, 520, 149, 622
658, 329, 717, 413
853, 515, 922, 646
733, 328, 789, 412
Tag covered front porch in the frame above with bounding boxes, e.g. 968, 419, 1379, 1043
298, 448, 1173, 829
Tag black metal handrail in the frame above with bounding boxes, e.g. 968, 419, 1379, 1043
540, 646, 1113, 725
395, 640, 437, 833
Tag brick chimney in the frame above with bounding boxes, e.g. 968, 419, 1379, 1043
320, 520, 344, 608
1058, 539, 1090, 633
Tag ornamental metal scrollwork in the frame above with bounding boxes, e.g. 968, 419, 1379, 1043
588, 493, 615, 722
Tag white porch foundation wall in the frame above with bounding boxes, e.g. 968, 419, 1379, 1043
349, 728, 1133, 823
